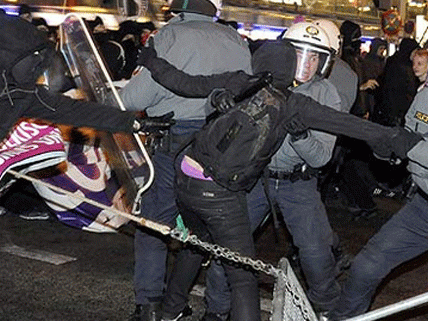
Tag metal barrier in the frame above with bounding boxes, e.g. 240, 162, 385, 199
344, 291, 428, 321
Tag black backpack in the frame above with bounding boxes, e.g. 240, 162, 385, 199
190, 85, 290, 192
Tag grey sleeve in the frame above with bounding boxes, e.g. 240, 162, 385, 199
119, 68, 168, 111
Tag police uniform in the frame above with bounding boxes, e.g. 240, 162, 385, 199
330, 85, 428, 320
247, 76, 343, 313
119, 9, 253, 317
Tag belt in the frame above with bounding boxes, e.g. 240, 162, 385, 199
268, 165, 318, 182
268, 170, 294, 180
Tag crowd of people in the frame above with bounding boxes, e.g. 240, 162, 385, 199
2, 1, 428, 321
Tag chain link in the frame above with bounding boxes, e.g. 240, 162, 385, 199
170, 228, 280, 277
170, 228, 314, 320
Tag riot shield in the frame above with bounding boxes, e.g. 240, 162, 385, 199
59, 14, 154, 215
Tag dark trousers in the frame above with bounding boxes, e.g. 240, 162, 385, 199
162, 169, 261, 321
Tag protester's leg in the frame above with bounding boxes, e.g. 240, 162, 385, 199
341, 158, 377, 215
203, 191, 260, 321
161, 246, 205, 318
271, 177, 340, 312
175, 171, 261, 321
203, 179, 269, 318
161, 188, 211, 319
204, 260, 231, 317
134, 152, 178, 307
331, 193, 428, 319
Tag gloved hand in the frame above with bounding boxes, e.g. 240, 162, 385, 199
209, 88, 235, 113
233, 71, 272, 103
284, 113, 309, 141
369, 126, 423, 160
136, 39, 157, 67
134, 111, 175, 134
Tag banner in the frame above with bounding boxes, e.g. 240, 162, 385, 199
33, 136, 131, 233
0, 121, 66, 194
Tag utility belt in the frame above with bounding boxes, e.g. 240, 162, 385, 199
146, 129, 194, 157
157, 131, 189, 154
268, 164, 318, 183
151, 119, 205, 156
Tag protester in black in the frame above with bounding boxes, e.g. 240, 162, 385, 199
0, 14, 172, 142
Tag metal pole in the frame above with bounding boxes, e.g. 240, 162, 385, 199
344, 291, 428, 321
6, 169, 172, 236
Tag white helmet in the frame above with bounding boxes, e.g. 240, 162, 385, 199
168, 0, 222, 16
209, 0, 222, 11
313, 19, 341, 54
282, 22, 334, 82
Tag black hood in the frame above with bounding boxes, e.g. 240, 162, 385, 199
251, 40, 297, 91
340, 20, 362, 54
397, 38, 420, 61
0, 14, 53, 87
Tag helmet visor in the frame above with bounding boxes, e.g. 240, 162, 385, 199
295, 48, 320, 83
294, 45, 331, 83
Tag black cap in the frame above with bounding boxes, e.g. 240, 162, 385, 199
169, 0, 217, 16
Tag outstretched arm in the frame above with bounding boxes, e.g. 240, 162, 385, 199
285, 93, 423, 160
137, 45, 253, 97
22, 87, 174, 135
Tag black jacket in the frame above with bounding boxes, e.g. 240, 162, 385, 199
0, 85, 135, 141
0, 14, 136, 140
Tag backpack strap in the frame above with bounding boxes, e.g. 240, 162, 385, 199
262, 169, 281, 243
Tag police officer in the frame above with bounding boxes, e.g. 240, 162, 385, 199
118, 1, 253, 320
249, 22, 342, 315
329, 76, 428, 320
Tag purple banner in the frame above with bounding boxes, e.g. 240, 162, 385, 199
0, 122, 66, 188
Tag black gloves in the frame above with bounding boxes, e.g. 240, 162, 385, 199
209, 89, 235, 113
136, 40, 157, 67
368, 126, 423, 161
209, 72, 273, 114
284, 113, 309, 141
133, 111, 175, 134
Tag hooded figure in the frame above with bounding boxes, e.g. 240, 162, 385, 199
0, 14, 54, 89
377, 37, 420, 126
0, 14, 173, 142
363, 38, 387, 80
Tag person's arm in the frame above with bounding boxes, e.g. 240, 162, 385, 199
284, 92, 423, 160
137, 45, 253, 97
22, 86, 174, 134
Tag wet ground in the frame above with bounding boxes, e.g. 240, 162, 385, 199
0, 193, 428, 321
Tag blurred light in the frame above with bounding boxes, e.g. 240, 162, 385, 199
237, 23, 286, 40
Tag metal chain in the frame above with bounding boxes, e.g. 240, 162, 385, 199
170, 228, 313, 320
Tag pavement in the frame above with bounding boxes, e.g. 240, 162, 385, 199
1, 194, 428, 321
